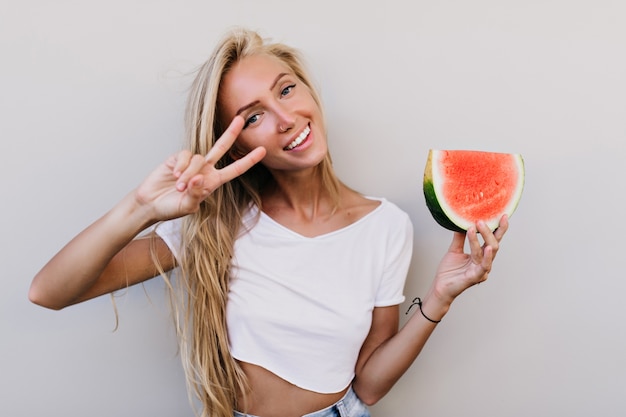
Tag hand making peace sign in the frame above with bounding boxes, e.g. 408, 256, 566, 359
135, 116, 267, 222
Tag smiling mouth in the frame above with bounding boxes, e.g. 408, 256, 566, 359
284, 125, 311, 150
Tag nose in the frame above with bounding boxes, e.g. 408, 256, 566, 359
275, 103, 295, 133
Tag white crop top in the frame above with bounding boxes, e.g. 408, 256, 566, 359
155, 197, 413, 394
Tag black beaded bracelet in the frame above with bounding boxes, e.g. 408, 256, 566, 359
405, 297, 441, 323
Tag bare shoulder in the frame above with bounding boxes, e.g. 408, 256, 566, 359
339, 188, 382, 222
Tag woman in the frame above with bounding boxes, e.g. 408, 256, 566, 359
29, 28, 508, 417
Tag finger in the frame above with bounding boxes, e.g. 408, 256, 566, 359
187, 174, 209, 199
172, 150, 193, 178
448, 231, 467, 254
493, 214, 509, 242
477, 219, 497, 242
176, 175, 208, 214
176, 154, 207, 191
217, 146, 267, 184
476, 220, 502, 261
479, 245, 494, 275
467, 224, 484, 264
205, 116, 245, 164
467, 243, 493, 287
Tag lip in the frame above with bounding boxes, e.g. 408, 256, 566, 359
283, 124, 312, 151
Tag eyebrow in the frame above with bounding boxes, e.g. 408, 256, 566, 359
235, 72, 289, 116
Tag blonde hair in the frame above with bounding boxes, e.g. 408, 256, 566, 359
169, 28, 342, 417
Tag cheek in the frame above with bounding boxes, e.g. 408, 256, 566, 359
239, 125, 275, 150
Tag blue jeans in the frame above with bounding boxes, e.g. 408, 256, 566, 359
233, 386, 370, 417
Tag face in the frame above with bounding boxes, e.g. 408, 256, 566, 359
219, 54, 327, 172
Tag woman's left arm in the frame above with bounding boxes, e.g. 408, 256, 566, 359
352, 216, 509, 405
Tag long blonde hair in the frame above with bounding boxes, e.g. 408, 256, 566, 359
169, 28, 341, 417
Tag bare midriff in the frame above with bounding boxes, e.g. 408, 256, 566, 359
236, 361, 349, 417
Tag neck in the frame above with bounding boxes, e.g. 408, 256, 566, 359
262, 168, 340, 221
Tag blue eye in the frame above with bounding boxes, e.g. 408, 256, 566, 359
281, 84, 296, 97
244, 114, 259, 129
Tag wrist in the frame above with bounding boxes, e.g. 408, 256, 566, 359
113, 191, 160, 233
418, 291, 453, 323
406, 297, 444, 323
420, 299, 449, 323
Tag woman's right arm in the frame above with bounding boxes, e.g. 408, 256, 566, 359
29, 116, 266, 310
29, 191, 176, 310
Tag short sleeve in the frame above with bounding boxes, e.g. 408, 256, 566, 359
153, 218, 183, 262
374, 209, 413, 307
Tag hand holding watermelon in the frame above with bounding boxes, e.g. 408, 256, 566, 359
417, 215, 509, 321
438, 214, 508, 298
418, 149, 521, 319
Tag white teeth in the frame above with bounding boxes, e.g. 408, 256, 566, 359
285, 125, 311, 150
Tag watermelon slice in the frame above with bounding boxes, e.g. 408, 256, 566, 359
423, 149, 524, 232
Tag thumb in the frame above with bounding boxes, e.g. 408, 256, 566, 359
448, 231, 467, 253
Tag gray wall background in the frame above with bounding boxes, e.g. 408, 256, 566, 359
2, 0, 625, 416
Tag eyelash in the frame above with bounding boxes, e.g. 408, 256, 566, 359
243, 83, 297, 129
281, 84, 296, 96
244, 114, 260, 129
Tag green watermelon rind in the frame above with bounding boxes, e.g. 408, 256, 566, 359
423, 177, 466, 232
423, 149, 525, 232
